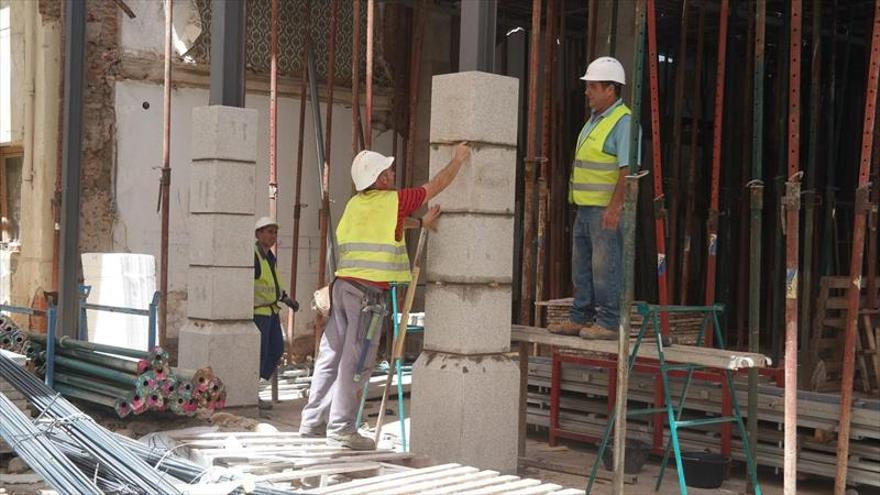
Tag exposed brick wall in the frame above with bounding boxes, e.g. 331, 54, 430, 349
80, 0, 118, 252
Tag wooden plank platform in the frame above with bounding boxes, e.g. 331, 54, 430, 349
512, 325, 771, 370
308, 463, 581, 495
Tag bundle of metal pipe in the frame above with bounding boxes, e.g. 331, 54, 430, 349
0, 350, 182, 493
0, 317, 225, 418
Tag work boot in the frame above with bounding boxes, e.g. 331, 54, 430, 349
548, 320, 589, 336
328, 432, 376, 451
579, 325, 618, 340
299, 425, 326, 438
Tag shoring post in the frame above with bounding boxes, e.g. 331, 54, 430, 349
608, 0, 619, 57
611, 0, 646, 490
703, 0, 730, 348
366, 0, 374, 149
269, 0, 278, 221
800, 0, 822, 379
679, 3, 706, 306
157, 0, 173, 347
667, 0, 689, 303
519, 0, 543, 325
268, 0, 279, 401
315, 0, 339, 356
535, 0, 557, 325
835, 2, 880, 492
286, 0, 312, 362
403, 1, 426, 189
747, 1, 766, 492
783, 2, 803, 493
646, 0, 670, 334
353, 0, 362, 156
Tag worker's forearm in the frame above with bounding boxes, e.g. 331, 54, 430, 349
423, 158, 465, 200
607, 170, 627, 212
403, 217, 420, 230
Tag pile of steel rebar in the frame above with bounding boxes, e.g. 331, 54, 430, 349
0, 314, 225, 417
0, 348, 304, 494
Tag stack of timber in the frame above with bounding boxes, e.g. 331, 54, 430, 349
306, 463, 582, 495
0, 314, 225, 417
164, 430, 416, 489
526, 356, 880, 487
538, 298, 703, 344
809, 276, 880, 393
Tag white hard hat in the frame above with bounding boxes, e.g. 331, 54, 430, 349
255, 216, 279, 231
580, 56, 626, 85
351, 150, 395, 191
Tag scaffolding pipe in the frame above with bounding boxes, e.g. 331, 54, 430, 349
679, 3, 705, 306
269, 0, 278, 221
747, 1, 766, 491
315, 0, 339, 355
835, 2, 880, 492
157, 0, 173, 346
783, 3, 803, 493
519, 0, 542, 325
646, 0, 669, 334
366, 0, 374, 149
353, 0, 362, 156
404, 1, 426, 188
801, 0, 822, 375
286, 0, 312, 362
701, 0, 729, 348
612, 0, 647, 490
667, 0, 689, 303
535, 0, 556, 326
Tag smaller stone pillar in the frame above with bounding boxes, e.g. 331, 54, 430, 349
178, 106, 261, 407
411, 72, 520, 473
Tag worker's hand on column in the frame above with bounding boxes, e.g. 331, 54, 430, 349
422, 205, 442, 232
453, 142, 471, 164
601, 206, 622, 231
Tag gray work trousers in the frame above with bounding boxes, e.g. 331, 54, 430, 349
300, 279, 385, 435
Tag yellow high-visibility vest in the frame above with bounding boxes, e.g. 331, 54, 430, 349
254, 245, 283, 316
569, 104, 631, 206
335, 190, 411, 283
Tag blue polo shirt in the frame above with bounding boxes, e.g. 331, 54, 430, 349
576, 98, 642, 169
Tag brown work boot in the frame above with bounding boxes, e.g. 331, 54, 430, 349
579, 325, 618, 340
548, 320, 589, 336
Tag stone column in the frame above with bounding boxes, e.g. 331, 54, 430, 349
411, 72, 520, 473
178, 106, 261, 407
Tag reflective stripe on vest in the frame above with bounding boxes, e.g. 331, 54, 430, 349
335, 190, 411, 283
254, 245, 282, 316
569, 104, 630, 207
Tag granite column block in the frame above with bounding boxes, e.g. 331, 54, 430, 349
178, 105, 261, 407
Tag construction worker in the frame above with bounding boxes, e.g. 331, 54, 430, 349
299, 143, 471, 450
548, 56, 634, 341
254, 217, 299, 384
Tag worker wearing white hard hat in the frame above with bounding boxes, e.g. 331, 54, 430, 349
300, 142, 471, 450
549, 56, 639, 341
253, 216, 298, 395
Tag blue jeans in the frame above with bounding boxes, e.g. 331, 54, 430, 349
254, 314, 284, 380
570, 206, 622, 330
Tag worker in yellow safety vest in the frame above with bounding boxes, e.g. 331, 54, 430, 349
254, 217, 299, 388
548, 56, 638, 341
299, 142, 471, 450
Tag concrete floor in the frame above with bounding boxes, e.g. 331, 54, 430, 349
254, 397, 880, 495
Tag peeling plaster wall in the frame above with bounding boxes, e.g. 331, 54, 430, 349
3, 0, 60, 315
113, 81, 394, 340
